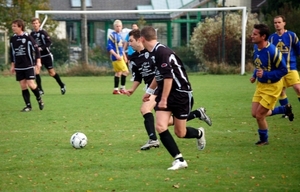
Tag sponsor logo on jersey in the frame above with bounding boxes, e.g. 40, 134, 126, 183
161, 63, 168, 67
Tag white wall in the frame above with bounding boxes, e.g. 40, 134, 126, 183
54, 21, 66, 39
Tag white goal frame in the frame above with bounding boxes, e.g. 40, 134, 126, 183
36, 7, 247, 75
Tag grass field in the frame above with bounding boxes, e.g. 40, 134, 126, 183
0, 74, 299, 192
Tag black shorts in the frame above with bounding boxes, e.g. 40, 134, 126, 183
16, 67, 35, 81
155, 90, 194, 119
41, 54, 54, 69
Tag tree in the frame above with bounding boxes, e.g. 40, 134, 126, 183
0, 0, 56, 35
261, 0, 300, 15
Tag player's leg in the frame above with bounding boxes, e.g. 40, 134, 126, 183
112, 61, 122, 94
253, 102, 269, 145
26, 68, 44, 110
120, 60, 129, 93
156, 110, 186, 170
45, 55, 66, 95
35, 65, 43, 95
18, 73, 32, 112
140, 94, 159, 150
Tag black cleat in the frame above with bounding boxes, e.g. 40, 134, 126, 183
255, 140, 269, 146
61, 84, 66, 95
284, 104, 294, 121
38, 99, 44, 110
21, 106, 32, 112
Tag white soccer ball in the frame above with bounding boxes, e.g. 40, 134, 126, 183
70, 132, 88, 149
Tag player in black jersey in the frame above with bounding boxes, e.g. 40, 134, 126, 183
31, 18, 66, 95
10, 19, 44, 112
139, 26, 208, 170
126, 29, 212, 151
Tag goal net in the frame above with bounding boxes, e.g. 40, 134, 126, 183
35, 7, 247, 74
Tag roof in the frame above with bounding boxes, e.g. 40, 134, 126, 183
49, 0, 170, 21
49, 0, 211, 21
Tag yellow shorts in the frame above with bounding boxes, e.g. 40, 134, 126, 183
112, 60, 128, 72
283, 70, 300, 87
252, 80, 283, 110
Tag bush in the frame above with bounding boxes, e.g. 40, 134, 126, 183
190, 12, 260, 73
172, 46, 199, 72
51, 37, 69, 65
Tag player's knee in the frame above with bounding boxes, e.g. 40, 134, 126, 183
174, 130, 185, 138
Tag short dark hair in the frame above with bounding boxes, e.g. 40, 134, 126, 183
12, 19, 25, 31
254, 24, 270, 40
140, 26, 157, 41
128, 29, 140, 41
31, 17, 41, 23
274, 15, 286, 22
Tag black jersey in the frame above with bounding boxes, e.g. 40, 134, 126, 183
152, 43, 192, 94
30, 29, 52, 57
130, 49, 156, 87
10, 32, 40, 70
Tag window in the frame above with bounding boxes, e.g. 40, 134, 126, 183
70, 0, 92, 7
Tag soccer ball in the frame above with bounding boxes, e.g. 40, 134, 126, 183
70, 132, 88, 149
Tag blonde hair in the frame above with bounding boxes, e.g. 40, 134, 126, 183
113, 19, 122, 26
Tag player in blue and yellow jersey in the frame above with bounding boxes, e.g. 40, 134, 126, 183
250, 24, 288, 146
268, 15, 300, 121
107, 19, 129, 95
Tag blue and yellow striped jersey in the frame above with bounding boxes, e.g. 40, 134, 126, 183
252, 42, 287, 83
107, 31, 125, 61
269, 30, 300, 70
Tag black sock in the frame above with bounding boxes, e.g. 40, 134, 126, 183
187, 110, 199, 121
22, 89, 31, 108
184, 127, 201, 138
35, 74, 42, 91
121, 74, 126, 87
159, 129, 181, 158
114, 76, 119, 88
31, 87, 41, 100
143, 113, 157, 140
53, 73, 64, 87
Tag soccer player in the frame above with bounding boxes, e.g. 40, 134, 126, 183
140, 26, 207, 170
107, 19, 129, 94
250, 24, 288, 146
268, 15, 300, 121
30, 18, 66, 95
10, 19, 44, 112
126, 29, 212, 151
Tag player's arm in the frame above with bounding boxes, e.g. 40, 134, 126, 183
39, 30, 52, 51
143, 78, 157, 102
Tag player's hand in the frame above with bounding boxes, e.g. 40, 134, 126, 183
158, 99, 167, 109
142, 93, 151, 102
126, 89, 134, 96
10, 66, 15, 74
250, 77, 256, 83
256, 69, 263, 78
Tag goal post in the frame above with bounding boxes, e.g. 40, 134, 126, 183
36, 7, 247, 75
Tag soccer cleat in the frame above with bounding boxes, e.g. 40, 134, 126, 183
21, 106, 32, 112
284, 104, 294, 121
140, 139, 160, 150
119, 89, 127, 94
197, 107, 212, 126
38, 99, 44, 110
61, 85, 66, 95
197, 127, 206, 150
255, 140, 269, 146
112, 90, 121, 94
167, 159, 188, 170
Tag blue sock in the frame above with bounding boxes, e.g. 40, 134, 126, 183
279, 98, 288, 106
258, 129, 268, 142
271, 106, 285, 115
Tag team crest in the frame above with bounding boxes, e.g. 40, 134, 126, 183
22, 38, 26, 44
145, 52, 149, 59
161, 63, 168, 68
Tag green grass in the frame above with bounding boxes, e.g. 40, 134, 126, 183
0, 74, 299, 192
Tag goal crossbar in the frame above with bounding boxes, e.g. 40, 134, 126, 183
36, 7, 247, 75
